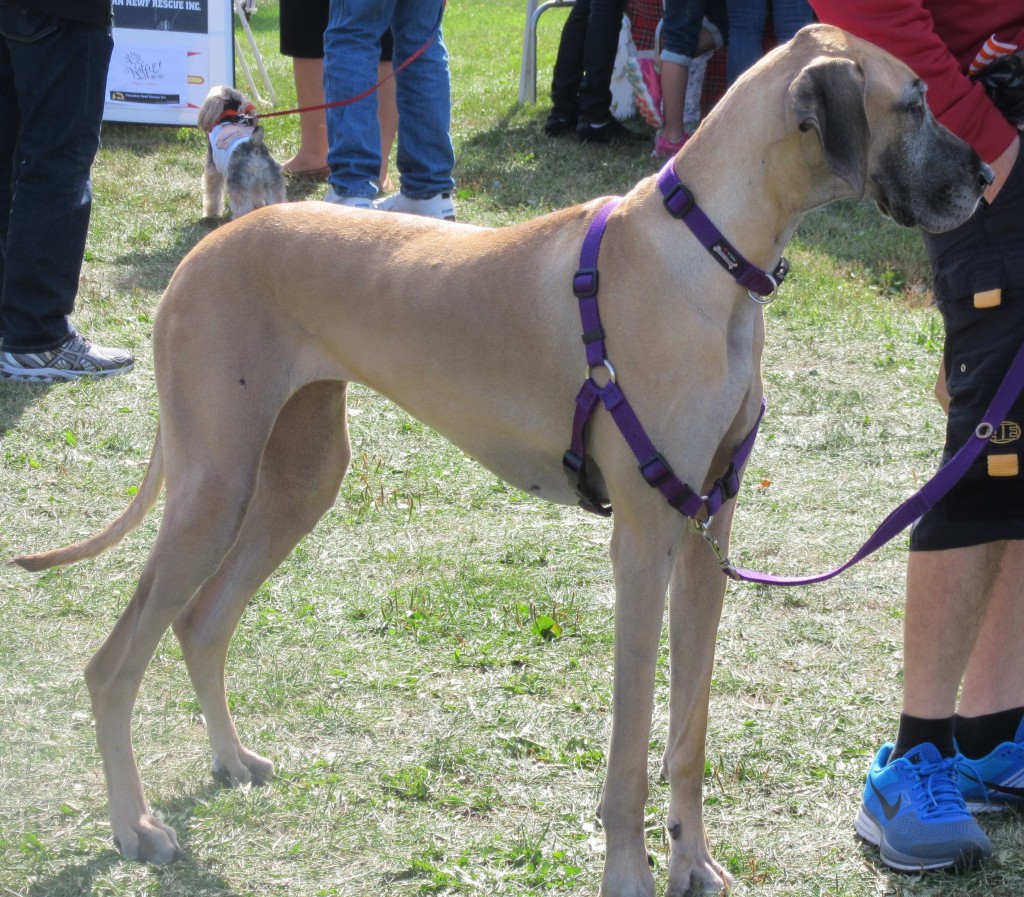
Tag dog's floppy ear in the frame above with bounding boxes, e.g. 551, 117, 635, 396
789, 56, 869, 196
197, 87, 227, 133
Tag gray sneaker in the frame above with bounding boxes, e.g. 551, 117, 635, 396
1, 333, 134, 383
374, 191, 455, 221
323, 187, 375, 209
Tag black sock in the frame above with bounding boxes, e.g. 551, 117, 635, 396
955, 706, 1024, 759
891, 713, 956, 760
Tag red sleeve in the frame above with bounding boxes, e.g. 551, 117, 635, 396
809, 0, 1017, 163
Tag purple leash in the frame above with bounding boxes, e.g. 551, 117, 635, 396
565, 162, 1024, 585
730, 339, 1024, 584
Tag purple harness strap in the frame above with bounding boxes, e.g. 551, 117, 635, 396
564, 167, 1024, 585
564, 194, 769, 523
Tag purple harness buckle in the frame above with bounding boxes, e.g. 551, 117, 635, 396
661, 181, 696, 219
572, 267, 600, 298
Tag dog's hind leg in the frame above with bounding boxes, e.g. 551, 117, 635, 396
661, 506, 735, 897
85, 400, 290, 864
171, 380, 351, 788
599, 506, 682, 897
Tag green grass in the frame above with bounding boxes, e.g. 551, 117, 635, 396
2, 3, 1022, 896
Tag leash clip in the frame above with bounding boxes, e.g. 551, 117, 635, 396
688, 516, 737, 577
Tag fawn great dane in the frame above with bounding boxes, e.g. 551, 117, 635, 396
16, 25, 991, 897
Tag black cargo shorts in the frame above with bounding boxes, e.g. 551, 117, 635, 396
910, 139, 1024, 551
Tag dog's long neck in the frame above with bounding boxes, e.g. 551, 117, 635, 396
660, 69, 856, 285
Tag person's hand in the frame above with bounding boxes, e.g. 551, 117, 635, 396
984, 132, 1021, 204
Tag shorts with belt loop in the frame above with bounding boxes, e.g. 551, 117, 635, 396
910, 140, 1024, 551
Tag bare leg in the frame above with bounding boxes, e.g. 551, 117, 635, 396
902, 543, 1002, 720
958, 541, 1024, 716
283, 57, 329, 175
659, 60, 689, 146
377, 60, 398, 191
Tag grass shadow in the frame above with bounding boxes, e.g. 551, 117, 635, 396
25, 782, 247, 897
101, 122, 190, 157
106, 218, 217, 296
455, 103, 658, 213
26, 850, 242, 897
0, 380, 51, 437
102, 156, 329, 298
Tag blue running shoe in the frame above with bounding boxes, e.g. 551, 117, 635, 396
958, 717, 1024, 813
855, 743, 992, 872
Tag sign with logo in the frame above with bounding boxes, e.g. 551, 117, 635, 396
105, 0, 233, 126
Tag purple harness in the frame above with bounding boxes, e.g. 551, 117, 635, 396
565, 160, 1024, 585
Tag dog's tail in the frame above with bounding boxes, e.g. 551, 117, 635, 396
13, 428, 166, 572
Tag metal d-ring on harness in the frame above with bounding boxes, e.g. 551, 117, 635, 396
565, 160, 1024, 586
563, 161, 787, 575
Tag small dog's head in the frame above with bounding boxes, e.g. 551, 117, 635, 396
198, 85, 256, 134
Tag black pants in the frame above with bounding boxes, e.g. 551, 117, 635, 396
549, 0, 628, 124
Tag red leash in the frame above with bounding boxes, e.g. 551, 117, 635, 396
256, 13, 441, 121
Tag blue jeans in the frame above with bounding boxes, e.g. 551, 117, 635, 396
725, 0, 813, 84
0, 8, 112, 352
324, 0, 454, 200
661, 0, 728, 65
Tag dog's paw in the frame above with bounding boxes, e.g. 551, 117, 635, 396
112, 812, 185, 865
599, 853, 656, 897
665, 861, 732, 896
211, 747, 275, 787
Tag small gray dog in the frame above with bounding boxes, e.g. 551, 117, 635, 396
197, 86, 285, 219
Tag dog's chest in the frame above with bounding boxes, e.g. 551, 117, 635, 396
208, 121, 253, 173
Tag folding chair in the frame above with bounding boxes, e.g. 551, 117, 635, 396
518, 0, 575, 104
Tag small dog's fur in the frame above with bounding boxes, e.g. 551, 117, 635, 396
197, 86, 285, 219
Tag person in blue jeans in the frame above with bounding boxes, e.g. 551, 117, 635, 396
0, 0, 133, 382
322, 0, 456, 221
725, 0, 814, 84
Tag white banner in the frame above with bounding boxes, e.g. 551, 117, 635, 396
104, 0, 234, 126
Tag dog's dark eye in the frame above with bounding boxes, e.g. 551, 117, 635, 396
904, 81, 928, 114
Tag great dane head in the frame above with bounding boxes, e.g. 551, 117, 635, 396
783, 25, 993, 233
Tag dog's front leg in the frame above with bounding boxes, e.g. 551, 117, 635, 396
203, 153, 225, 218
662, 506, 736, 896
599, 511, 680, 897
